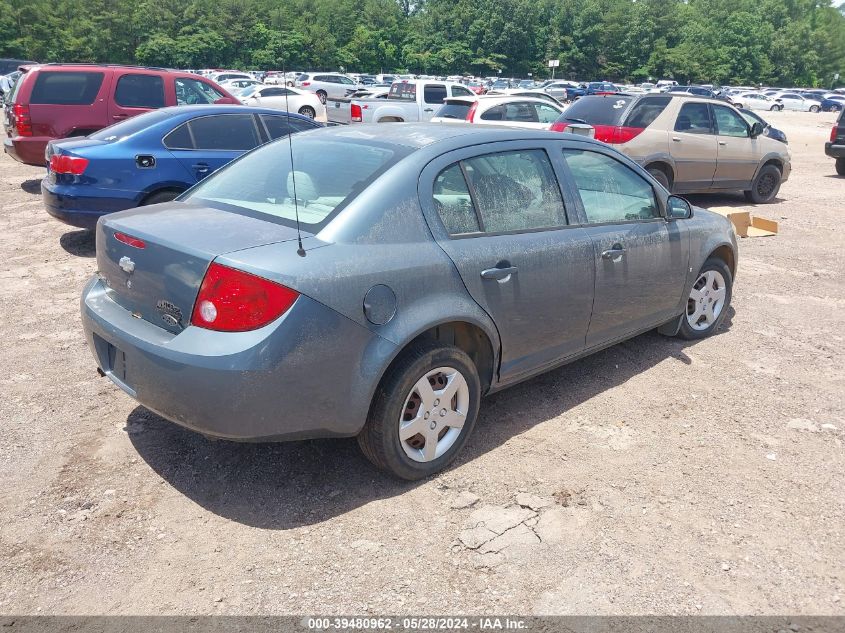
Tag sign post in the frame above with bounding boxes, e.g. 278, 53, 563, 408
548, 59, 560, 80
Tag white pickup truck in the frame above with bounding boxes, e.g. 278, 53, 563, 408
327, 80, 476, 125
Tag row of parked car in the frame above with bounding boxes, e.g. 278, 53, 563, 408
2, 64, 799, 233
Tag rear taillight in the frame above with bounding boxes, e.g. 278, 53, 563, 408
351, 103, 362, 123
114, 232, 146, 249
49, 154, 89, 175
301, 81, 311, 87
466, 102, 479, 123
550, 121, 568, 132
191, 262, 299, 332
832, 125, 838, 143
592, 125, 644, 144
13, 104, 32, 137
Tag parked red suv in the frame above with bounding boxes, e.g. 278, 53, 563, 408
4, 64, 240, 166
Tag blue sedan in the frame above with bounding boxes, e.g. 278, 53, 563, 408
41, 105, 320, 229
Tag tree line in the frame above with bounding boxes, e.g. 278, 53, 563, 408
1, 0, 844, 87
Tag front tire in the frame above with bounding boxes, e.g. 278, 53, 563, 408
316, 90, 327, 105
677, 258, 732, 340
810, 105, 820, 113
743, 164, 781, 204
836, 158, 845, 176
358, 343, 481, 480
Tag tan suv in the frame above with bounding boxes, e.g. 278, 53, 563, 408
551, 93, 791, 203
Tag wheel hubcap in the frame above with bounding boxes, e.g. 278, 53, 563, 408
399, 366, 469, 463
757, 173, 776, 197
687, 270, 727, 331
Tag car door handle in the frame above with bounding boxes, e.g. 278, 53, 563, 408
601, 246, 626, 260
423, 108, 434, 112
112, 114, 128, 120
192, 163, 210, 174
672, 136, 681, 142
718, 141, 727, 146
480, 266, 518, 280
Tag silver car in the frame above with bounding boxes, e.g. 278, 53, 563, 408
81, 124, 737, 479
295, 72, 359, 104
771, 92, 822, 112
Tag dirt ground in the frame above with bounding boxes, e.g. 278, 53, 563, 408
0, 111, 843, 616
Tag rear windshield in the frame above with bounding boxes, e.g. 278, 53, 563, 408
183, 136, 410, 230
30, 71, 104, 105
435, 102, 472, 120
88, 109, 175, 142
388, 82, 416, 100
558, 95, 634, 126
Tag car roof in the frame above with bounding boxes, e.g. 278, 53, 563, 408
141, 105, 316, 122
308, 122, 606, 151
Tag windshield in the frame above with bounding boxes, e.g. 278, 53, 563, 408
88, 109, 175, 142
183, 136, 408, 230
238, 85, 258, 97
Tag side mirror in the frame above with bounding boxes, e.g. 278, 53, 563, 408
750, 121, 764, 138
667, 195, 693, 220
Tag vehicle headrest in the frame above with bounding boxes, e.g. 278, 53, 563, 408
287, 171, 317, 204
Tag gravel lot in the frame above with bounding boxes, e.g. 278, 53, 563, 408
1, 111, 843, 616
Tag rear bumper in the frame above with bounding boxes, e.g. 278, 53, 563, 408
81, 276, 396, 441
825, 142, 845, 159
4, 135, 49, 166
42, 179, 136, 230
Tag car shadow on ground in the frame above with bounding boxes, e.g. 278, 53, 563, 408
686, 192, 786, 209
127, 309, 734, 530
20, 179, 41, 195
60, 229, 95, 257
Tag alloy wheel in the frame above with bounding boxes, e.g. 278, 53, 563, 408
687, 270, 727, 331
399, 366, 469, 463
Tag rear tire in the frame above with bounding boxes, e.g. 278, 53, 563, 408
358, 342, 481, 480
677, 258, 733, 340
743, 164, 781, 204
647, 165, 672, 191
836, 158, 845, 176
141, 190, 181, 206
810, 105, 820, 113
769, 104, 778, 111
298, 106, 316, 119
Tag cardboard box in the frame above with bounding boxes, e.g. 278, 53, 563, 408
707, 207, 778, 238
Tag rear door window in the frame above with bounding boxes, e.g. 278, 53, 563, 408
533, 103, 562, 124
261, 114, 318, 139
451, 85, 474, 97
462, 150, 567, 233
423, 84, 448, 104
30, 71, 104, 105
189, 114, 260, 150
114, 74, 165, 108
175, 77, 224, 105
674, 102, 713, 134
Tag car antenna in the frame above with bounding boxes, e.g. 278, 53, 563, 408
282, 64, 306, 257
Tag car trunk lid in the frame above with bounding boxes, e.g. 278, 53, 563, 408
96, 202, 308, 334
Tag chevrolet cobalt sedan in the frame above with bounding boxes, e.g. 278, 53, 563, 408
82, 124, 737, 479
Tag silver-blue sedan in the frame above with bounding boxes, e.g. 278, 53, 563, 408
82, 123, 738, 479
